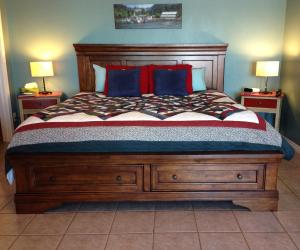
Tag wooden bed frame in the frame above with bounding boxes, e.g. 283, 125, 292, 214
8, 44, 282, 213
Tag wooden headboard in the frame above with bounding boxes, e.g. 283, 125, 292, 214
73, 44, 228, 92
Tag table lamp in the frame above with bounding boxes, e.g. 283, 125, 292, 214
30, 61, 54, 94
256, 61, 280, 94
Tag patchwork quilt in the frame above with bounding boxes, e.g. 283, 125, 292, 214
6, 91, 294, 176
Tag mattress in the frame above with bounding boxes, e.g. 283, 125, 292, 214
6, 91, 294, 183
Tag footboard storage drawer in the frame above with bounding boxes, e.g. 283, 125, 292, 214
29, 165, 144, 192
151, 164, 265, 191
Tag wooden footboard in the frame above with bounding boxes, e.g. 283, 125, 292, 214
7, 152, 282, 213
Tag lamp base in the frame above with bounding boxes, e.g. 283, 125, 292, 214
39, 91, 52, 95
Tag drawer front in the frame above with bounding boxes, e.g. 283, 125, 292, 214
22, 99, 57, 109
29, 165, 143, 192
151, 164, 264, 191
244, 98, 277, 109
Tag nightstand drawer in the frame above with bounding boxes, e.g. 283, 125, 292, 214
22, 99, 58, 109
244, 98, 277, 108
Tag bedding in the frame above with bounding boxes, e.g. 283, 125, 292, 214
154, 69, 188, 96
107, 69, 141, 97
148, 64, 193, 94
6, 91, 293, 178
104, 65, 149, 94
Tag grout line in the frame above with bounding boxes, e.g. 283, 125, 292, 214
192, 209, 202, 250
152, 209, 156, 250
232, 211, 251, 250
103, 208, 117, 250
272, 211, 300, 250
8, 214, 36, 250
287, 232, 300, 250
55, 212, 77, 250
279, 177, 300, 199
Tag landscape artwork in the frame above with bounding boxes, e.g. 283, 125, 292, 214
114, 3, 182, 29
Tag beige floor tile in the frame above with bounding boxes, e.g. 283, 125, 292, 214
199, 233, 248, 250
0, 214, 33, 235
0, 200, 16, 214
278, 179, 293, 194
278, 192, 300, 211
275, 211, 300, 232
244, 233, 297, 250
154, 232, 200, 250
155, 211, 197, 233
283, 177, 300, 194
106, 233, 153, 250
67, 212, 114, 234
0, 196, 11, 210
195, 211, 240, 232
234, 211, 284, 232
22, 213, 74, 235
57, 234, 108, 250
111, 211, 154, 233
10, 235, 62, 250
289, 232, 300, 248
0, 236, 17, 250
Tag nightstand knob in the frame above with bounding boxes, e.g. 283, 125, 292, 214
237, 174, 243, 180
116, 176, 122, 182
172, 174, 178, 180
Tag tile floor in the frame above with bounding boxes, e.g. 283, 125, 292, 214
1, 143, 300, 249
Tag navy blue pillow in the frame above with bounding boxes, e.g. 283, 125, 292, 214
154, 69, 188, 96
107, 69, 141, 97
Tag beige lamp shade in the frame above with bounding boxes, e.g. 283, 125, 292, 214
30, 61, 54, 77
256, 61, 280, 77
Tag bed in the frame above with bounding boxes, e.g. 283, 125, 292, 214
6, 44, 292, 213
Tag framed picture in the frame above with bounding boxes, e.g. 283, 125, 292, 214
114, 3, 182, 29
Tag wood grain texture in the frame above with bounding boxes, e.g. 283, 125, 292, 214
73, 44, 228, 92
7, 152, 282, 213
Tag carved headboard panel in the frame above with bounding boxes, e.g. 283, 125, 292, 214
73, 44, 228, 92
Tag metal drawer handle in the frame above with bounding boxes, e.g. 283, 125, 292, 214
237, 174, 243, 180
172, 174, 177, 180
116, 176, 122, 182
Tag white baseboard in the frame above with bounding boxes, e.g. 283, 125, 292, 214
285, 137, 300, 154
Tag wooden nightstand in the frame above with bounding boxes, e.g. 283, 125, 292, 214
241, 92, 283, 131
18, 91, 62, 122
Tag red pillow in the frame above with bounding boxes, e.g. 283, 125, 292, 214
104, 65, 148, 95
148, 64, 193, 94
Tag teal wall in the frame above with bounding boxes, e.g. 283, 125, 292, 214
281, 0, 300, 144
3, 0, 286, 114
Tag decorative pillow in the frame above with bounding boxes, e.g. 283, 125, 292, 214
154, 69, 188, 96
93, 64, 106, 92
192, 68, 207, 91
107, 69, 141, 97
148, 64, 193, 94
104, 65, 148, 95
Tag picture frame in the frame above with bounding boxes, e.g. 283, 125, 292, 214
114, 3, 182, 29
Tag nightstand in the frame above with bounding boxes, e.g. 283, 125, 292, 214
241, 92, 283, 131
18, 91, 62, 122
